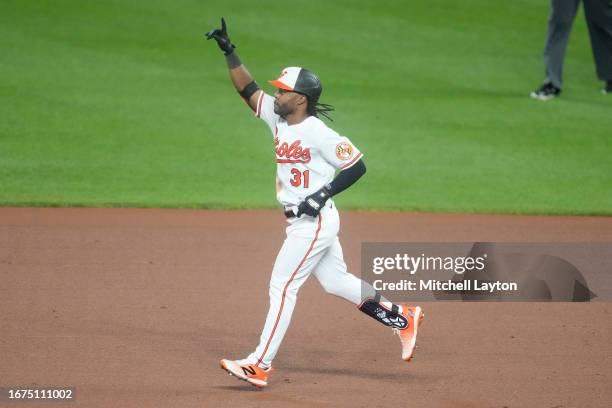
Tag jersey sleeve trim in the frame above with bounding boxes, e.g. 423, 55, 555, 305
255, 92, 265, 118
340, 152, 363, 170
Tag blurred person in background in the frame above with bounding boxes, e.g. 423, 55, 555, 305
530, 0, 612, 100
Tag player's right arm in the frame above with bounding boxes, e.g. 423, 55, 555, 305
205, 18, 263, 112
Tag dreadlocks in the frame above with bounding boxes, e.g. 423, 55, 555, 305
306, 99, 335, 121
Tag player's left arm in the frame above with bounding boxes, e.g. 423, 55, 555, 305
296, 159, 366, 217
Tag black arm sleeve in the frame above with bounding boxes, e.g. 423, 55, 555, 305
239, 81, 260, 100
326, 159, 366, 197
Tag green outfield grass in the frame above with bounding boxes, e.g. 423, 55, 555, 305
1, 0, 611, 214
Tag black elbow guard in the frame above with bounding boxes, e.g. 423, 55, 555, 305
239, 81, 260, 100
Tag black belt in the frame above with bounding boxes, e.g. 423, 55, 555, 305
284, 210, 296, 219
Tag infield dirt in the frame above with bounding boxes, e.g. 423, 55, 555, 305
1, 208, 611, 407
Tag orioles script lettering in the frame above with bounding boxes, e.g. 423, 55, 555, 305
275, 137, 311, 163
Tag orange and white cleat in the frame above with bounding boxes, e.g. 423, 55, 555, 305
395, 305, 424, 361
220, 359, 273, 388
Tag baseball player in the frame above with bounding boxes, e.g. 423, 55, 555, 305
206, 18, 424, 388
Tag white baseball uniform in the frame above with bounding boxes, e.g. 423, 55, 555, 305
245, 92, 367, 368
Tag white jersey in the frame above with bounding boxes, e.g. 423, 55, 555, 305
255, 92, 363, 207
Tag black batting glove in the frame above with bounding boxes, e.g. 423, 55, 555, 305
297, 186, 331, 218
205, 17, 236, 55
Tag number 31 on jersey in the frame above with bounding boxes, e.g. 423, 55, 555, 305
290, 168, 309, 188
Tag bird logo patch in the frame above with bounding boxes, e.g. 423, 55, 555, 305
335, 142, 353, 160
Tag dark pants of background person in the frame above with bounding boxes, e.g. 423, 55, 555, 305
544, 0, 612, 88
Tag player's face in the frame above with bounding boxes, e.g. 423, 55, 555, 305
274, 89, 305, 117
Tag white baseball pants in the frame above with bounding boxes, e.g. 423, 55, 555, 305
246, 201, 365, 368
